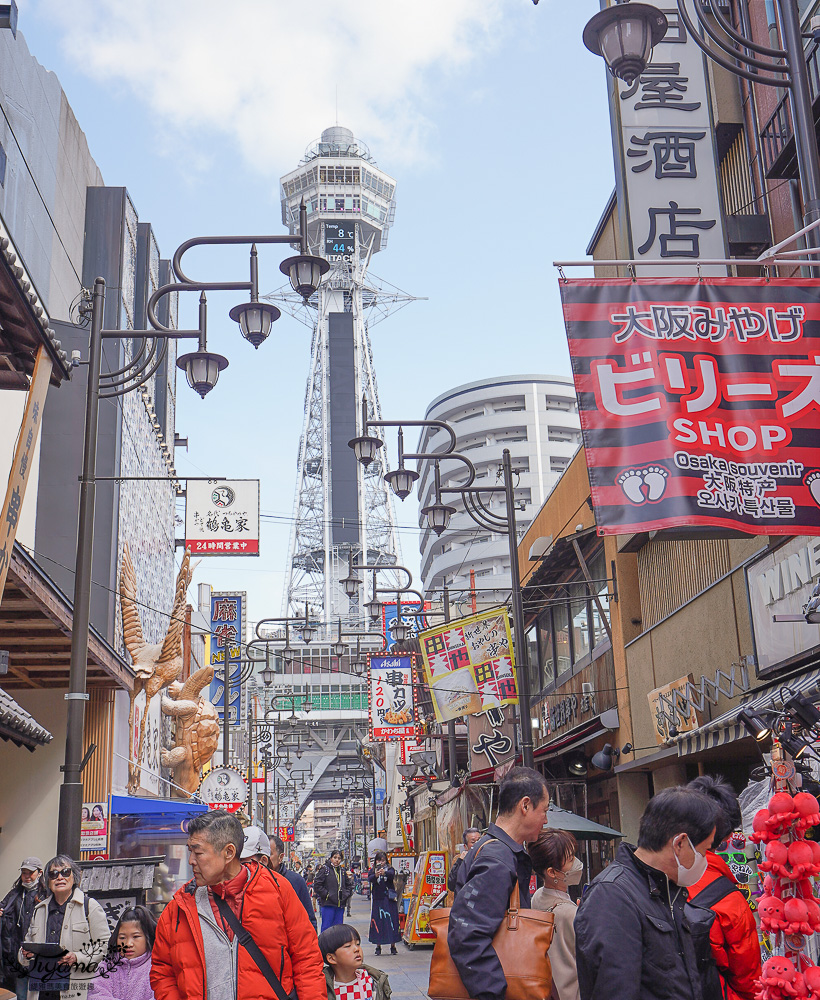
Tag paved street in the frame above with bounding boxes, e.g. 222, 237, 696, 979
342, 893, 433, 1000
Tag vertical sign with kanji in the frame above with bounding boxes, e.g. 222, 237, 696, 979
0, 346, 52, 602
210, 592, 245, 735
609, 2, 727, 273
369, 654, 418, 741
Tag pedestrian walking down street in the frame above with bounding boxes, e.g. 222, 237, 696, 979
528, 830, 583, 1000
150, 810, 325, 1000
1, 858, 46, 1000
575, 786, 720, 1000
449, 767, 550, 1000
313, 852, 353, 933
446, 828, 481, 896
318, 924, 392, 1000
89, 905, 157, 1000
19, 855, 109, 1000
686, 775, 761, 1000
263, 832, 317, 931
367, 852, 400, 957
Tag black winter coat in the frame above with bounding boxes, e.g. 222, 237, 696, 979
312, 863, 353, 907
575, 843, 707, 1000
1, 883, 44, 972
448, 825, 533, 1000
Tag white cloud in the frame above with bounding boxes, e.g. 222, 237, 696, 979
33, 0, 511, 174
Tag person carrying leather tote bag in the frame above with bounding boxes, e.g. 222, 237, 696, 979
428, 878, 555, 1000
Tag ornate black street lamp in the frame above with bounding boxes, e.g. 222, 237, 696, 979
57, 207, 327, 856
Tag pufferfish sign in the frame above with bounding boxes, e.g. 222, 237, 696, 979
559, 277, 820, 536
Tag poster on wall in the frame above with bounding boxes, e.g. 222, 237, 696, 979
80, 801, 108, 853
368, 654, 418, 741
419, 608, 517, 723
560, 278, 820, 536
131, 689, 161, 794
185, 479, 260, 555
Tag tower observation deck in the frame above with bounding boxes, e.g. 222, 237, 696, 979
275, 126, 409, 623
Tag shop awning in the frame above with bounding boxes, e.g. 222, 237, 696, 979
677, 664, 820, 757
0, 686, 52, 749
110, 795, 208, 815
547, 805, 623, 840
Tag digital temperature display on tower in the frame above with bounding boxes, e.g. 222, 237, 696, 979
324, 223, 355, 261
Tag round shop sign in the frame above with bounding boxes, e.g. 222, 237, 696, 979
198, 767, 248, 812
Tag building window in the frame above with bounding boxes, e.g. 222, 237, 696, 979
335, 197, 345, 211
553, 602, 571, 677
551, 457, 570, 473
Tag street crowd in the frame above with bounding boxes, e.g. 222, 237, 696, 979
0, 769, 761, 1000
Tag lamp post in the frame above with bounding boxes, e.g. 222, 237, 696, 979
348, 401, 537, 769
581, 0, 820, 248
57, 212, 328, 856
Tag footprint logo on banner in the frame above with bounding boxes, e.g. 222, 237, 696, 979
806, 471, 820, 507
617, 465, 669, 505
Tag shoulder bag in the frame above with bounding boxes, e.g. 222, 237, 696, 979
213, 895, 292, 1000
428, 842, 555, 1000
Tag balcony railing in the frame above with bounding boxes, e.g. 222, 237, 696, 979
760, 39, 820, 179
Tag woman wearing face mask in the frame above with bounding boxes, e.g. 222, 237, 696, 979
1, 860, 47, 1000
528, 830, 583, 1000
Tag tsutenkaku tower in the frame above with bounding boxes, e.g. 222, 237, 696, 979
275, 126, 411, 622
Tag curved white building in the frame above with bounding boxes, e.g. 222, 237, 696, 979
418, 376, 581, 606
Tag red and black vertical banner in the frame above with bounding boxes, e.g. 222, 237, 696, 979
559, 277, 820, 535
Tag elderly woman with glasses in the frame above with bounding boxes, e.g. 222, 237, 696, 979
18, 855, 109, 1000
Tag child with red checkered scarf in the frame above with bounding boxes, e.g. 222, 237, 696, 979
318, 925, 392, 1000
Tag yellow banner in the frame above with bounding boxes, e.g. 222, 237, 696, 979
418, 607, 518, 723
0, 346, 52, 602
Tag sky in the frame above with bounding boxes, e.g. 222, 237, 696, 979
18, 0, 614, 632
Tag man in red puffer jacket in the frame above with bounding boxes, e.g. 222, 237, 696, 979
687, 776, 761, 1000
151, 810, 325, 1000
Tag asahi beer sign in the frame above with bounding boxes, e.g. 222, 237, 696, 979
608, 2, 726, 272
747, 537, 820, 677
560, 277, 820, 535
185, 479, 260, 555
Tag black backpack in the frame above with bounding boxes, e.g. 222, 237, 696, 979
686, 875, 740, 1000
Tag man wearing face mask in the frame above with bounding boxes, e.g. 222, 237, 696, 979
529, 830, 583, 1000
1, 859, 45, 1000
575, 787, 720, 1000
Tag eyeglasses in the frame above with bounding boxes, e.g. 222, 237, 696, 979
48, 868, 72, 880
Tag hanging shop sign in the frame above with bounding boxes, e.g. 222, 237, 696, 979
647, 674, 702, 745
560, 277, 820, 536
606, 2, 726, 273
277, 826, 295, 842
198, 766, 248, 812
185, 479, 260, 555
746, 536, 820, 677
419, 608, 518, 724
468, 706, 516, 774
383, 601, 430, 641
368, 653, 418, 741
209, 592, 245, 729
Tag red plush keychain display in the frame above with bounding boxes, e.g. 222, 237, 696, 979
755, 786, 820, 1000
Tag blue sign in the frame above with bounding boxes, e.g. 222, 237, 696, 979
210, 593, 244, 726
374, 788, 386, 805
382, 602, 428, 641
